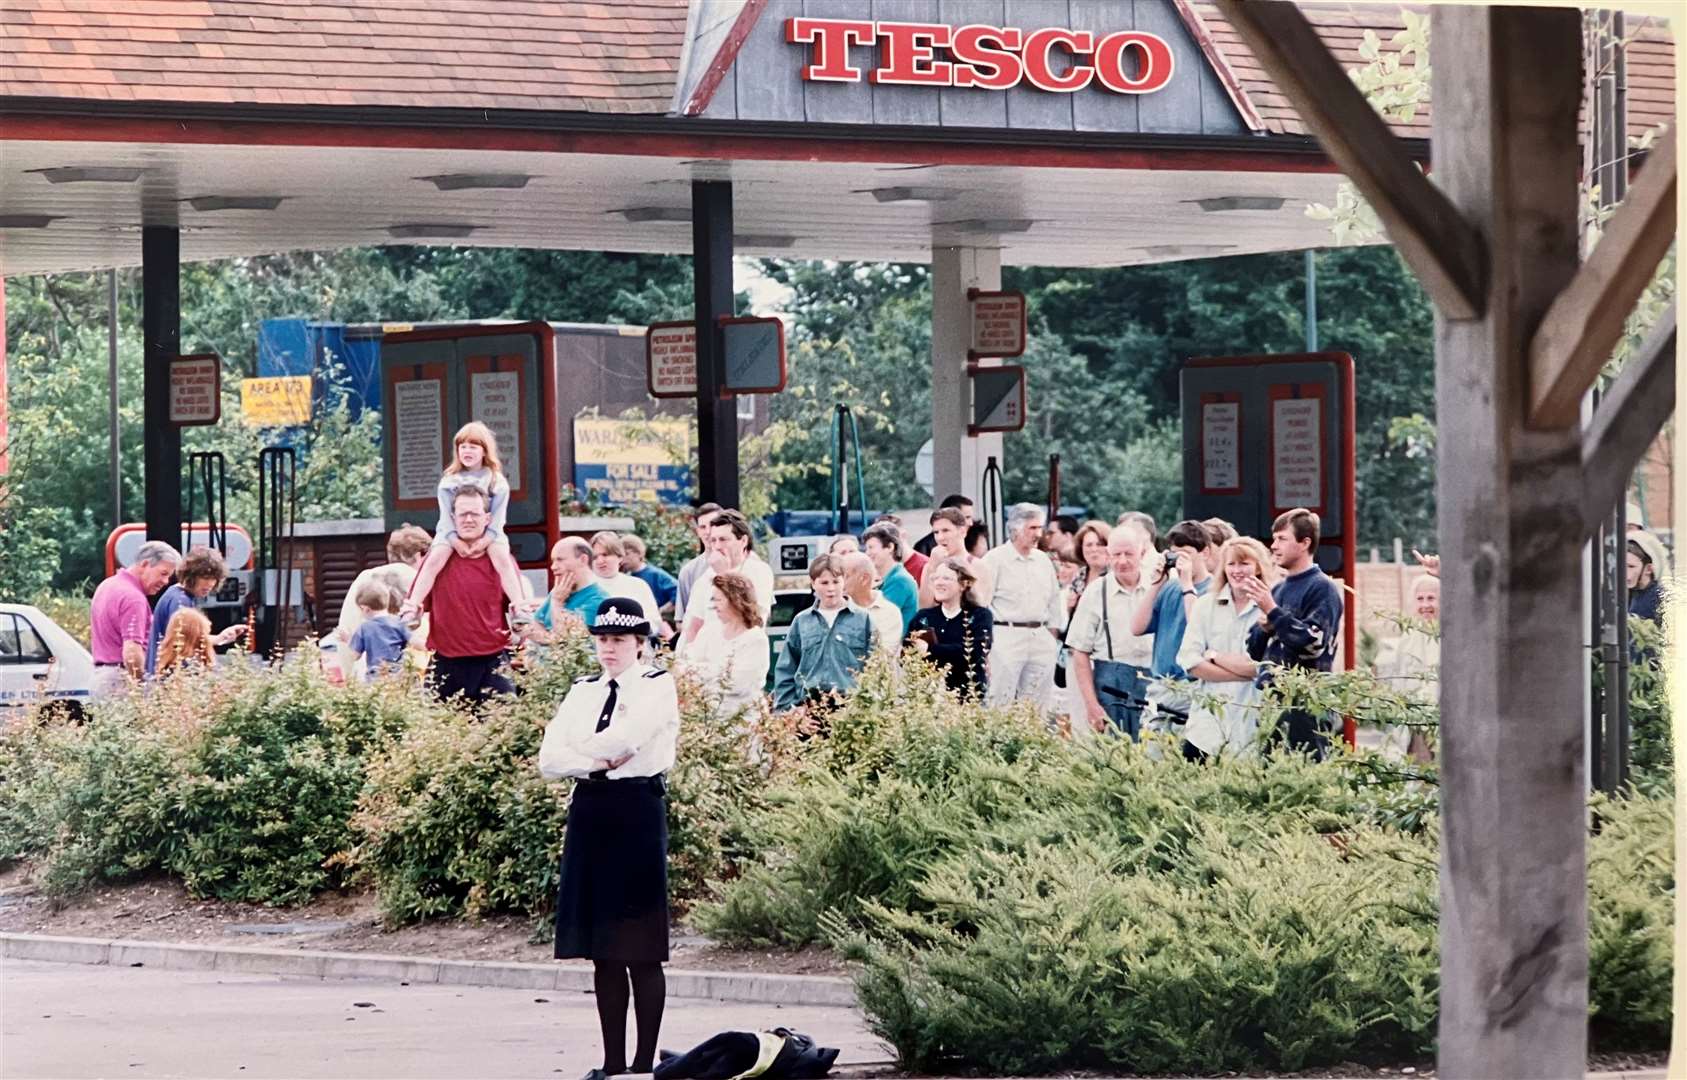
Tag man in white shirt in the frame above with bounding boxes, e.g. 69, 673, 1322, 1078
841, 552, 903, 657
1067, 524, 1156, 738
679, 509, 774, 654
980, 503, 1066, 709
674, 502, 721, 619
589, 531, 667, 637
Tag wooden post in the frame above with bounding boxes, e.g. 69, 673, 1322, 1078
1432, 9, 1589, 1077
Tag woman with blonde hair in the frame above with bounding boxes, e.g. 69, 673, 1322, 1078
1175, 536, 1275, 762
156, 608, 216, 676
677, 571, 769, 715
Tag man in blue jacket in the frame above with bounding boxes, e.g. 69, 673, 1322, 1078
773, 554, 876, 718
1237, 508, 1344, 759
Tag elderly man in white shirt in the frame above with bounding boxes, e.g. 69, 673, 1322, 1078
980, 503, 1066, 709
1066, 523, 1156, 738
841, 552, 904, 658
678, 509, 775, 655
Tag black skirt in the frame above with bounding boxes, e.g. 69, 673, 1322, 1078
554, 775, 670, 963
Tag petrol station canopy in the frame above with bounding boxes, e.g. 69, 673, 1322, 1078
3, 0, 1671, 277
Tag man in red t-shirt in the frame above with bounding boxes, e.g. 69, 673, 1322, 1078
419, 486, 515, 707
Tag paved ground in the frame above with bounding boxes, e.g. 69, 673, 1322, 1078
1, 960, 892, 1079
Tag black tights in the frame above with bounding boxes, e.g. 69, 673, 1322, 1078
593, 960, 665, 1074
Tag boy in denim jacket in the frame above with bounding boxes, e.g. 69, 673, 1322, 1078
772, 554, 877, 714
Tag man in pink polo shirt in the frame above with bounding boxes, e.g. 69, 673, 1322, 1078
90, 540, 181, 697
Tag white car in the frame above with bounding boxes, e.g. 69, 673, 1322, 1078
0, 603, 95, 715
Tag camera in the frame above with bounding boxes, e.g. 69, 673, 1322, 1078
1163, 551, 1180, 572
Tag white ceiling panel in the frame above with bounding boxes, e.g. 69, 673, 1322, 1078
0, 140, 1366, 275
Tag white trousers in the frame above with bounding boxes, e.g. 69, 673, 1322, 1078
987, 625, 1058, 709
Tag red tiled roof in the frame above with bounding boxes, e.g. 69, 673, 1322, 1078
0, 0, 690, 113
1191, 3, 1675, 139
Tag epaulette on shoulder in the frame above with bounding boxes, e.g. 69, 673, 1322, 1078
574, 674, 601, 684
641, 667, 669, 680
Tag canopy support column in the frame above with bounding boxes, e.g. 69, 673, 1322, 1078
1432, 9, 1588, 1077
691, 180, 739, 509
931, 246, 1002, 512
142, 226, 181, 544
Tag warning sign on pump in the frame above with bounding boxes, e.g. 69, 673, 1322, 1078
170, 354, 221, 426
393, 378, 444, 503
969, 290, 1027, 358
1269, 387, 1323, 513
646, 322, 697, 398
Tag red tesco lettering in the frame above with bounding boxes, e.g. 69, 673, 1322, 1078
786, 18, 1174, 95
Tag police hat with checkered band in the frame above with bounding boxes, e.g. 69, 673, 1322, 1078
588, 596, 651, 637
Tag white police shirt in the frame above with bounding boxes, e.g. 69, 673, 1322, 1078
538, 663, 679, 780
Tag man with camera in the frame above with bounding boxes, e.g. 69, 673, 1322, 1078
1067, 523, 1156, 737
1129, 519, 1215, 723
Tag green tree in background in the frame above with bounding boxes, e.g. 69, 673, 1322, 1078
4, 249, 694, 589
7, 242, 1441, 595
764, 247, 1436, 546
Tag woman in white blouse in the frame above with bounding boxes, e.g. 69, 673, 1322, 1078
538, 596, 679, 1080
676, 571, 769, 716
1176, 536, 1274, 762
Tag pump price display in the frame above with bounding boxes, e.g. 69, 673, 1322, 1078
968, 290, 1027, 358
169, 354, 221, 426
646, 322, 697, 398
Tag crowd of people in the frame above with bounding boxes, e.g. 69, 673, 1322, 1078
85, 420, 1674, 749
75, 418, 1676, 1080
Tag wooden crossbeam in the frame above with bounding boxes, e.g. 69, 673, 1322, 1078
1580, 305, 1677, 537
1529, 132, 1677, 429
1213, 0, 1487, 320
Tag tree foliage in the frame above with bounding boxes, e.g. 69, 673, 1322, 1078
3, 249, 694, 588
764, 248, 1437, 546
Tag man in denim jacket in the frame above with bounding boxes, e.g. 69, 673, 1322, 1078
773, 554, 877, 714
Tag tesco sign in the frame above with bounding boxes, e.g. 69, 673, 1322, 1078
786, 18, 1176, 95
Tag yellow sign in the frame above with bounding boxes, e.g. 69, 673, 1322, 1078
573, 416, 691, 505
240, 376, 314, 427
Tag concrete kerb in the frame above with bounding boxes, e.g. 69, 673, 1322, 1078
0, 932, 857, 1007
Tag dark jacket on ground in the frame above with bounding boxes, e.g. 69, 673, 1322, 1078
654, 1028, 839, 1080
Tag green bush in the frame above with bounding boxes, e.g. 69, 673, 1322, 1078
697, 661, 1672, 1074
350, 681, 575, 924
1588, 793, 1675, 1047
350, 632, 786, 925
0, 707, 189, 896
166, 658, 420, 905
1, 653, 423, 905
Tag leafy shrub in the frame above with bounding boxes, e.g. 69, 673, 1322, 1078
1588, 793, 1674, 1047
165, 657, 421, 905
351, 631, 791, 925
348, 636, 595, 924
0, 708, 189, 896
698, 660, 1671, 1074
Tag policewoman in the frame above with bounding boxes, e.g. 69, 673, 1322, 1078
539, 597, 678, 1080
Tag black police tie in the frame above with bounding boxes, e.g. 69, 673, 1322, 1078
595, 679, 619, 733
